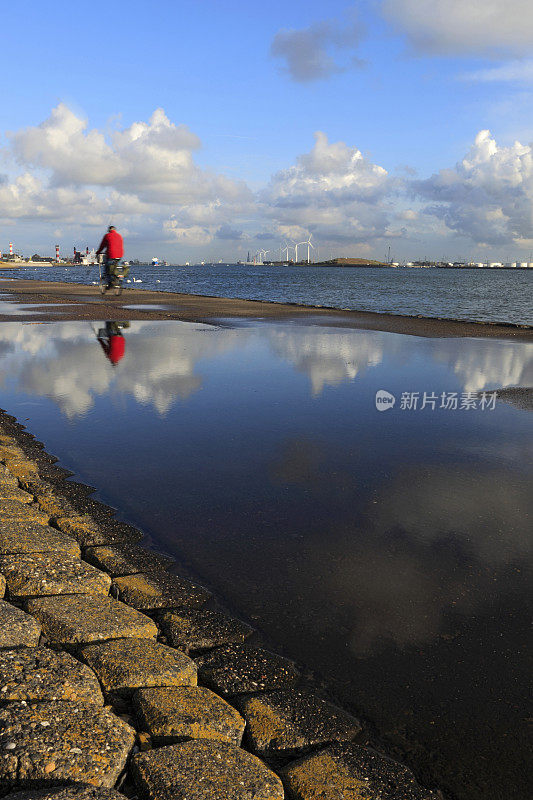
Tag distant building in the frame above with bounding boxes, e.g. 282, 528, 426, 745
81, 248, 98, 265
30, 254, 54, 262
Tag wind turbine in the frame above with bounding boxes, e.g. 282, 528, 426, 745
280, 242, 293, 263
305, 236, 315, 263
296, 236, 315, 264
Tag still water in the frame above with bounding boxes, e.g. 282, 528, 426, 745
6, 264, 533, 325
0, 316, 531, 799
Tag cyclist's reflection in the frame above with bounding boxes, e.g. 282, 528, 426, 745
97, 321, 130, 366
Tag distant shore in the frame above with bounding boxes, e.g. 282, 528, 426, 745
0, 277, 531, 340
4, 258, 533, 270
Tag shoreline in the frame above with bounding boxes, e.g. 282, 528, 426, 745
0, 277, 531, 339
0, 408, 440, 799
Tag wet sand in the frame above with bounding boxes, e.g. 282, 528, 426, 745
0, 278, 531, 340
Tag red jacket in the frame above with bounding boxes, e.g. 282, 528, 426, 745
99, 335, 125, 365
97, 230, 124, 259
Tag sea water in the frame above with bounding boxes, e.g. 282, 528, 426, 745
5, 264, 533, 325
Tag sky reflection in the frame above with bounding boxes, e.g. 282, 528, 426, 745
0, 320, 530, 416
0, 317, 531, 800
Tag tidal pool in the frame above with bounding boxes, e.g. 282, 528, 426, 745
0, 317, 530, 800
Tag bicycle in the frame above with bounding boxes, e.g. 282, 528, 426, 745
98, 258, 127, 296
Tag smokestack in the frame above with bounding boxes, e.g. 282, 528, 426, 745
55, 245, 60, 263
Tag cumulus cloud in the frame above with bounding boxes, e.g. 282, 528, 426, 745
1, 104, 252, 251
10, 104, 248, 206
382, 0, 533, 57
5, 105, 533, 259
262, 131, 394, 245
271, 17, 364, 82
0, 172, 149, 227
413, 129, 533, 245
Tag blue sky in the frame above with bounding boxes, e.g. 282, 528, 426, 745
2, 1, 533, 261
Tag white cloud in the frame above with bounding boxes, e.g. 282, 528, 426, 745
1, 104, 252, 252
462, 59, 533, 84
271, 18, 364, 83
11, 104, 249, 206
262, 131, 394, 245
413, 129, 533, 245
4, 105, 533, 259
0, 172, 149, 227
382, 0, 533, 57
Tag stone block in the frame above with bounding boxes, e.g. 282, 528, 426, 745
0, 446, 26, 460
18, 477, 53, 495
84, 545, 172, 577
282, 743, 437, 800
238, 690, 362, 757
79, 638, 196, 696
35, 493, 76, 520
131, 740, 284, 800
0, 701, 135, 790
196, 645, 300, 697
0, 467, 20, 488
1, 458, 39, 481
55, 516, 142, 548
0, 600, 41, 648
0, 487, 33, 503
133, 685, 245, 745
0, 523, 81, 558
0, 646, 103, 705
158, 608, 253, 654
0, 500, 49, 525
113, 573, 210, 611
0, 553, 111, 600
54, 517, 107, 547
26, 595, 158, 646
2, 785, 128, 800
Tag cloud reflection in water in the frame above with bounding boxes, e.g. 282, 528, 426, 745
0, 320, 530, 417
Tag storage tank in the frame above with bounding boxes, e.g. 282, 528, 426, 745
477, 262, 485, 268
528, 262, 533, 269
520, 262, 528, 268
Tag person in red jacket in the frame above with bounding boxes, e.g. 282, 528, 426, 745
96, 225, 124, 288
97, 321, 129, 366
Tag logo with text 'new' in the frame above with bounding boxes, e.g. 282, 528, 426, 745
375, 390, 396, 411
